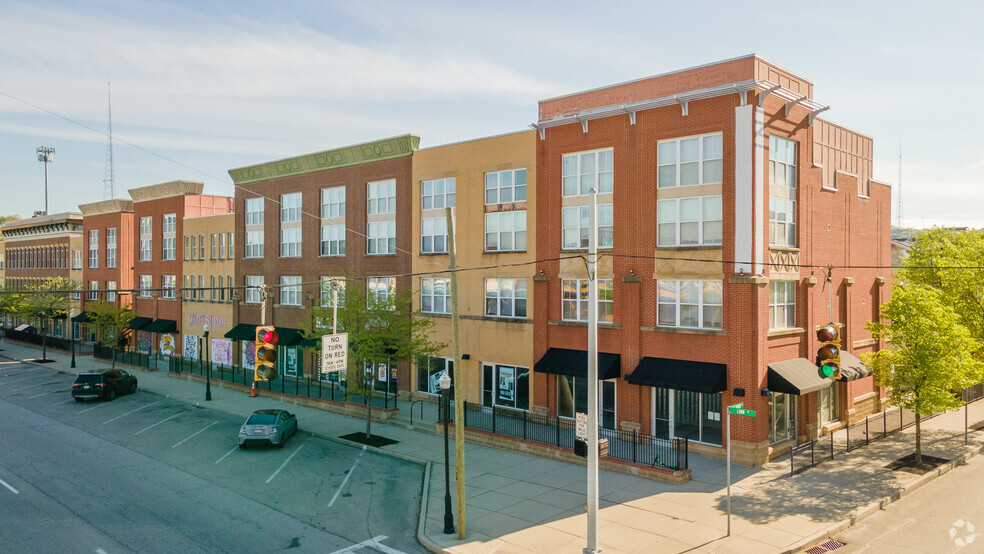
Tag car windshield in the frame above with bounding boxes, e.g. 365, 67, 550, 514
76, 374, 102, 383
246, 414, 277, 425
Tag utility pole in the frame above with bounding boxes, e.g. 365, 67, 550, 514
446, 206, 466, 539
36, 146, 55, 215
585, 188, 601, 554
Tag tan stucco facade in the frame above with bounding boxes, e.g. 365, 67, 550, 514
410, 130, 537, 407
180, 213, 235, 360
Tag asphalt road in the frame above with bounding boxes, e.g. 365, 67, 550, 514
834, 451, 984, 553
0, 359, 427, 553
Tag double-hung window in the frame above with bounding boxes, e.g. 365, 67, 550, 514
320, 186, 346, 256
769, 135, 797, 247
88, 230, 99, 268
245, 231, 264, 258
367, 180, 396, 216
485, 169, 526, 204
280, 227, 302, 257
139, 217, 152, 261
162, 214, 176, 261
657, 280, 723, 330
657, 134, 723, 188
199, 234, 205, 259
184, 236, 190, 260
484, 278, 527, 318
321, 225, 345, 256
769, 281, 796, 330
421, 178, 455, 210
279, 276, 302, 306
106, 281, 116, 302
280, 193, 302, 223
219, 233, 226, 260
485, 211, 527, 252
245, 198, 264, 259
367, 221, 396, 255
657, 196, 723, 246
211, 234, 217, 259
88, 280, 99, 301
320, 277, 345, 308
367, 277, 396, 306
367, 179, 396, 255
245, 198, 264, 225
769, 136, 797, 189
421, 277, 451, 314
769, 197, 797, 247
279, 193, 302, 263
561, 279, 614, 323
562, 205, 613, 249
245, 276, 263, 304
563, 149, 613, 196
421, 217, 448, 254
139, 275, 152, 297
161, 275, 176, 299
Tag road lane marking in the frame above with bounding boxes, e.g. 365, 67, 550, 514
51, 398, 74, 406
0, 478, 19, 495
265, 443, 307, 484
29, 388, 68, 398
854, 518, 914, 553
328, 446, 366, 507
215, 446, 238, 464
12, 380, 60, 392
2, 374, 48, 385
102, 401, 160, 424
172, 421, 218, 448
329, 536, 404, 554
96, 548, 108, 554
136, 413, 181, 435
77, 402, 110, 414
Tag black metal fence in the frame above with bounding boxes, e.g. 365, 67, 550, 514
788, 387, 983, 476
448, 401, 689, 471
4, 328, 85, 353
94, 345, 153, 368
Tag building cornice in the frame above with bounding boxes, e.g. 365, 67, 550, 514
128, 180, 204, 202
78, 199, 134, 216
228, 134, 420, 185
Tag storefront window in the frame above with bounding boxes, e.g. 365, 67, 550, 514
819, 384, 839, 426
481, 363, 529, 410
770, 392, 793, 444
652, 388, 722, 445
417, 357, 453, 395
557, 376, 615, 429
279, 345, 302, 377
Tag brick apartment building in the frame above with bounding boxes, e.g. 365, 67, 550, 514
180, 213, 235, 363
0, 212, 84, 339
409, 130, 537, 408
531, 55, 890, 465
128, 181, 233, 357
77, 199, 135, 343
229, 135, 418, 383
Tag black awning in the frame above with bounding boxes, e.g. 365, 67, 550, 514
625, 357, 727, 394
127, 317, 153, 330
224, 323, 258, 341
72, 312, 92, 323
838, 352, 874, 382
274, 327, 303, 347
768, 358, 833, 395
144, 319, 178, 333
533, 348, 621, 380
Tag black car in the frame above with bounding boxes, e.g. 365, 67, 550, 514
72, 369, 138, 401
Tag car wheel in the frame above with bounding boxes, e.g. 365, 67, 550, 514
130, 382, 137, 394
238, 443, 246, 449
107, 389, 116, 401
277, 437, 285, 449
74, 397, 83, 402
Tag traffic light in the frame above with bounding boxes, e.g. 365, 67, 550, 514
816, 323, 841, 379
254, 326, 279, 381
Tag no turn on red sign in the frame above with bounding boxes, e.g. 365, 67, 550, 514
321, 333, 348, 373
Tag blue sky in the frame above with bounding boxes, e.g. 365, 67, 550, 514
1, 0, 981, 227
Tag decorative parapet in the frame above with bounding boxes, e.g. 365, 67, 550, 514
128, 180, 204, 202
768, 247, 800, 280
229, 134, 420, 185
78, 199, 134, 216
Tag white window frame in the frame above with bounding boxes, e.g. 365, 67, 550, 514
421, 178, 455, 210
245, 276, 263, 304
485, 169, 527, 205
321, 186, 346, 219
561, 279, 614, 323
162, 275, 176, 299
367, 277, 396, 306
485, 211, 527, 252
769, 281, 797, 330
88, 280, 99, 301
106, 281, 117, 302
245, 230, 264, 259
162, 236, 176, 261
139, 275, 152, 298
280, 227, 302, 258
219, 233, 226, 260
280, 276, 302, 306
769, 135, 797, 189
421, 217, 448, 254
657, 196, 723, 247
563, 148, 613, 197
367, 220, 396, 255
139, 216, 152, 261
367, 179, 396, 215
210, 234, 217, 259
657, 280, 723, 330
245, 198, 264, 226
72, 249, 83, 270
769, 196, 797, 247
281, 192, 302, 223
320, 224, 345, 256
320, 277, 345, 308
562, 204, 613, 250
421, 277, 451, 314
106, 228, 117, 268
88, 229, 99, 268
657, 133, 723, 188
162, 213, 176, 234
484, 278, 527, 319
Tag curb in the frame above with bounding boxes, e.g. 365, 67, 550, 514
784, 443, 984, 553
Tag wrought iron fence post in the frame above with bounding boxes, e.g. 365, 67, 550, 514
675, 438, 681, 469
811, 440, 815, 467
556, 414, 560, 447
523, 410, 527, 440
866, 417, 870, 446
492, 405, 497, 435
632, 430, 637, 464
847, 422, 851, 453
790, 444, 794, 476
685, 438, 688, 468
830, 431, 834, 460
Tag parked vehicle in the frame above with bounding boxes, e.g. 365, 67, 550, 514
72, 369, 138, 401
238, 409, 298, 449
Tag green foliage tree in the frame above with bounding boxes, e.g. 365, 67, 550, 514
864, 285, 984, 465
87, 300, 134, 369
15, 278, 76, 361
0, 214, 21, 226
900, 228, 984, 362
301, 278, 444, 440
0, 286, 24, 341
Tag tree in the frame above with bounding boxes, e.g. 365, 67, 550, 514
864, 285, 984, 465
87, 300, 134, 369
0, 214, 20, 226
0, 285, 24, 341
15, 278, 75, 361
900, 228, 984, 362
301, 278, 444, 440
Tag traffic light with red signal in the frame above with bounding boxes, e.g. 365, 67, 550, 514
255, 326, 279, 381
816, 324, 841, 379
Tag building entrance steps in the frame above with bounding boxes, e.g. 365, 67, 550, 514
5, 341, 984, 553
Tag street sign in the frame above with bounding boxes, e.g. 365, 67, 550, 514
727, 405, 757, 417
576, 412, 588, 441
320, 333, 348, 373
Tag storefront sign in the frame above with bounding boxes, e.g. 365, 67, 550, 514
498, 365, 515, 401
211, 339, 232, 366
186, 314, 228, 328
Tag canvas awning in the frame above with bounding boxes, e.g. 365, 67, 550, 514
534, 348, 621, 380
768, 358, 833, 395
274, 327, 304, 347
71, 312, 92, 323
224, 323, 258, 341
625, 357, 727, 394
126, 317, 153, 330
144, 319, 178, 333
838, 352, 874, 382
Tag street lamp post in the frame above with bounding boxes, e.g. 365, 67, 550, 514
204, 323, 212, 401
439, 370, 455, 535
69, 310, 76, 368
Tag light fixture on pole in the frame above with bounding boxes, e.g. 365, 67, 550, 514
439, 370, 455, 535
36, 146, 54, 216
203, 323, 211, 401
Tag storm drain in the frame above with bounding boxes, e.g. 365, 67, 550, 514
806, 540, 845, 554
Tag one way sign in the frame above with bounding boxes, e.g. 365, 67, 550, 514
321, 333, 348, 373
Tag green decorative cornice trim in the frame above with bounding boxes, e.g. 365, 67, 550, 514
229, 134, 420, 185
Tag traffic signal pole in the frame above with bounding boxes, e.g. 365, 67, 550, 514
252, 284, 269, 398
585, 188, 600, 554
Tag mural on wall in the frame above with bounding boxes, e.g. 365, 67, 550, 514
159, 334, 176, 357
138, 331, 152, 356
241, 340, 255, 370
211, 339, 232, 366
184, 335, 199, 362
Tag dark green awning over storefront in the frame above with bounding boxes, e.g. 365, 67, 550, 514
144, 319, 178, 333
224, 323, 258, 341
534, 348, 621, 380
71, 312, 92, 323
625, 357, 727, 394
127, 317, 153, 330
224, 324, 302, 346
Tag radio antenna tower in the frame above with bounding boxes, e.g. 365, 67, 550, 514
103, 81, 116, 200
896, 140, 903, 228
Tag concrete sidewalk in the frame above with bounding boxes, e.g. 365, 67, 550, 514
3, 341, 983, 554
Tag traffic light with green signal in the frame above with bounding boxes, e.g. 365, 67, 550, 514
254, 326, 279, 381
816, 324, 841, 379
